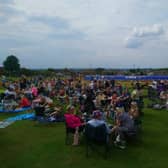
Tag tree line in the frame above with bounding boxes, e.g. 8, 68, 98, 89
1, 55, 168, 77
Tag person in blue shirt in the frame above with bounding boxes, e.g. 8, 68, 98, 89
87, 110, 112, 134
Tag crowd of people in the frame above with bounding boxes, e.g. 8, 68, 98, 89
148, 80, 168, 109
0, 75, 168, 149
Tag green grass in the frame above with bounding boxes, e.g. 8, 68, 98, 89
0, 88, 5, 93
0, 106, 168, 168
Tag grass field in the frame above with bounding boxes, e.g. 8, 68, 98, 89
0, 103, 168, 168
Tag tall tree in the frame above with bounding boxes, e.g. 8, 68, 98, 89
3, 55, 20, 73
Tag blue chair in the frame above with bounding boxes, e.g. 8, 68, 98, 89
85, 123, 110, 158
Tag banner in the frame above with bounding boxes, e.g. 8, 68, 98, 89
85, 75, 168, 81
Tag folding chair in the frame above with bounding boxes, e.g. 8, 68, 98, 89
125, 119, 142, 142
85, 123, 110, 158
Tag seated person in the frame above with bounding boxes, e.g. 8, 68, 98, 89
129, 101, 139, 119
31, 85, 38, 97
32, 95, 43, 107
20, 94, 31, 108
49, 107, 64, 122
4, 87, 16, 99
3, 99, 18, 111
166, 98, 168, 110
44, 96, 53, 107
33, 96, 47, 117
87, 110, 112, 134
49, 107, 61, 117
58, 88, 66, 102
64, 105, 85, 146
112, 107, 135, 149
24, 89, 33, 100
159, 91, 168, 108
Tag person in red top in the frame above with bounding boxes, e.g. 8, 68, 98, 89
20, 94, 31, 108
64, 105, 85, 146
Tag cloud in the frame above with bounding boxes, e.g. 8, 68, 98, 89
29, 15, 69, 29
1, 0, 168, 68
132, 24, 164, 37
0, 5, 24, 17
125, 24, 165, 48
0, 3, 85, 45
48, 31, 85, 40
0, 2, 25, 23
0, 0, 14, 5
29, 15, 86, 40
125, 37, 143, 48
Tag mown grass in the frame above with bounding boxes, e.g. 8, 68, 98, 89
0, 103, 168, 168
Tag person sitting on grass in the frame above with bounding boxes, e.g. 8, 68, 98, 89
20, 94, 31, 108
31, 84, 38, 98
48, 107, 64, 122
64, 105, 85, 146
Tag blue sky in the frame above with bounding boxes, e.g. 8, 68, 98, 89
0, 0, 168, 68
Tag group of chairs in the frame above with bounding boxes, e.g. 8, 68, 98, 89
65, 119, 142, 158
65, 122, 110, 158
34, 105, 141, 158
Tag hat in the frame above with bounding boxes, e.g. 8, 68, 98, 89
93, 110, 102, 118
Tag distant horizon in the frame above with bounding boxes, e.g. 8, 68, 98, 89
21, 67, 168, 70
1, 56, 168, 70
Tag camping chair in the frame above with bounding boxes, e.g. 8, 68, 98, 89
125, 118, 142, 142
85, 123, 110, 158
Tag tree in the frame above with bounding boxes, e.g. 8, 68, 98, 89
20, 68, 34, 76
95, 68, 105, 75
3, 55, 20, 73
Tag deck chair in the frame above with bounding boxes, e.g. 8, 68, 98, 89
85, 123, 110, 158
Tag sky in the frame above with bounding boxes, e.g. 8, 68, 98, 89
0, 0, 168, 69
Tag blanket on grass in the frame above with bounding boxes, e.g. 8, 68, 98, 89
0, 113, 35, 128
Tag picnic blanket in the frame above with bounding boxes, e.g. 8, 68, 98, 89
0, 107, 32, 113
0, 120, 15, 128
0, 113, 35, 128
